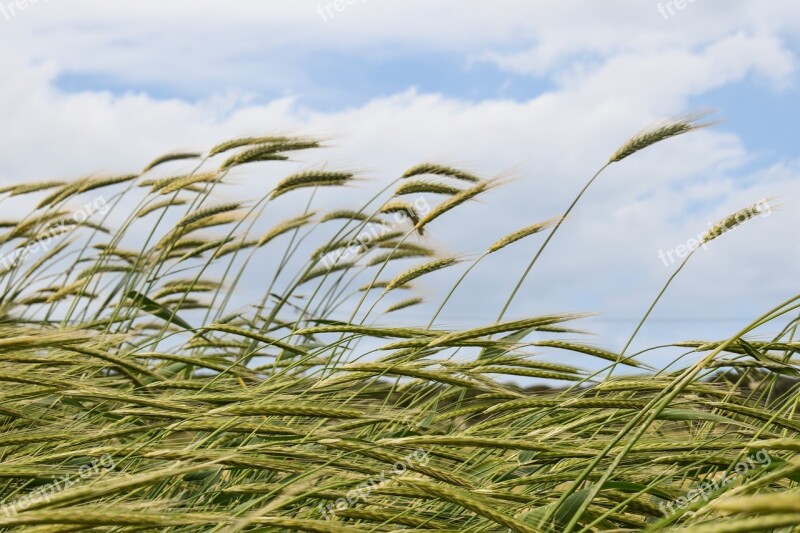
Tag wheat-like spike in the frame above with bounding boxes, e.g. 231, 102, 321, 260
459, 356, 581, 374
201, 323, 308, 356
367, 248, 434, 267
428, 314, 587, 347
533, 340, 646, 368
137, 198, 188, 218
609, 112, 713, 163
142, 152, 202, 173
299, 261, 356, 284
177, 203, 242, 227
77, 173, 138, 194
158, 298, 209, 310
416, 180, 499, 231
312, 231, 407, 263
94, 244, 140, 262
380, 200, 421, 227
147, 172, 218, 194
400, 479, 540, 533
45, 278, 91, 303
145, 173, 204, 193
44, 216, 109, 235
257, 213, 315, 247
376, 241, 432, 253
367, 230, 405, 247
294, 324, 437, 338
169, 236, 217, 251
386, 257, 458, 291
488, 216, 562, 253
358, 280, 412, 292
383, 297, 424, 314
16, 238, 74, 280
27, 223, 97, 245
177, 237, 235, 262
701, 199, 771, 243
182, 211, 244, 234
214, 238, 258, 258
2, 210, 69, 242
2, 180, 66, 196
159, 278, 222, 291
394, 180, 461, 196
473, 366, 583, 381
320, 209, 381, 223
310, 240, 357, 261
208, 135, 293, 156
36, 180, 88, 208
271, 171, 354, 199
402, 163, 481, 183
379, 337, 499, 349
220, 140, 318, 169
153, 280, 222, 299
76, 264, 132, 280
488, 398, 647, 413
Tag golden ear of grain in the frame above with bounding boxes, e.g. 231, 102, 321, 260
208, 135, 293, 156
358, 280, 413, 292
609, 112, 714, 163
488, 216, 562, 253
383, 297, 424, 314
533, 340, 646, 368
320, 209, 379, 223
400, 479, 541, 533
150, 172, 219, 194
415, 180, 499, 231
258, 213, 315, 247
271, 171, 354, 199
142, 152, 202, 173
394, 180, 461, 196
380, 200, 421, 227
428, 314, 587, 347
220, 140, 318, 169
2, 181, 66, 197
137, 198, 189, 218
386, 257, 458, 291
153, 279, 222, 299
402, 163, 481, 183
701, 199, 772, 243
367, 248, 433, 267
45, 278, 91, 303
77, 174, 138, 194
181, 212, 245, 235
213, 238, 257, 258
177, 203, 242, 227
177, 236, 235, 262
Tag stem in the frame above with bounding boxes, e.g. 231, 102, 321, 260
496, 162, 611, 323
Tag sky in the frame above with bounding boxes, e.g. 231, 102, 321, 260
0, 1, 798, 370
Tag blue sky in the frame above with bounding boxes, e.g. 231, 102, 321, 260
0, 0, 798, 370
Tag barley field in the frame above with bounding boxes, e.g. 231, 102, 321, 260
0, 116, 797, 532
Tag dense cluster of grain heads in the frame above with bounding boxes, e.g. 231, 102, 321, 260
0, 124, 795, 532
